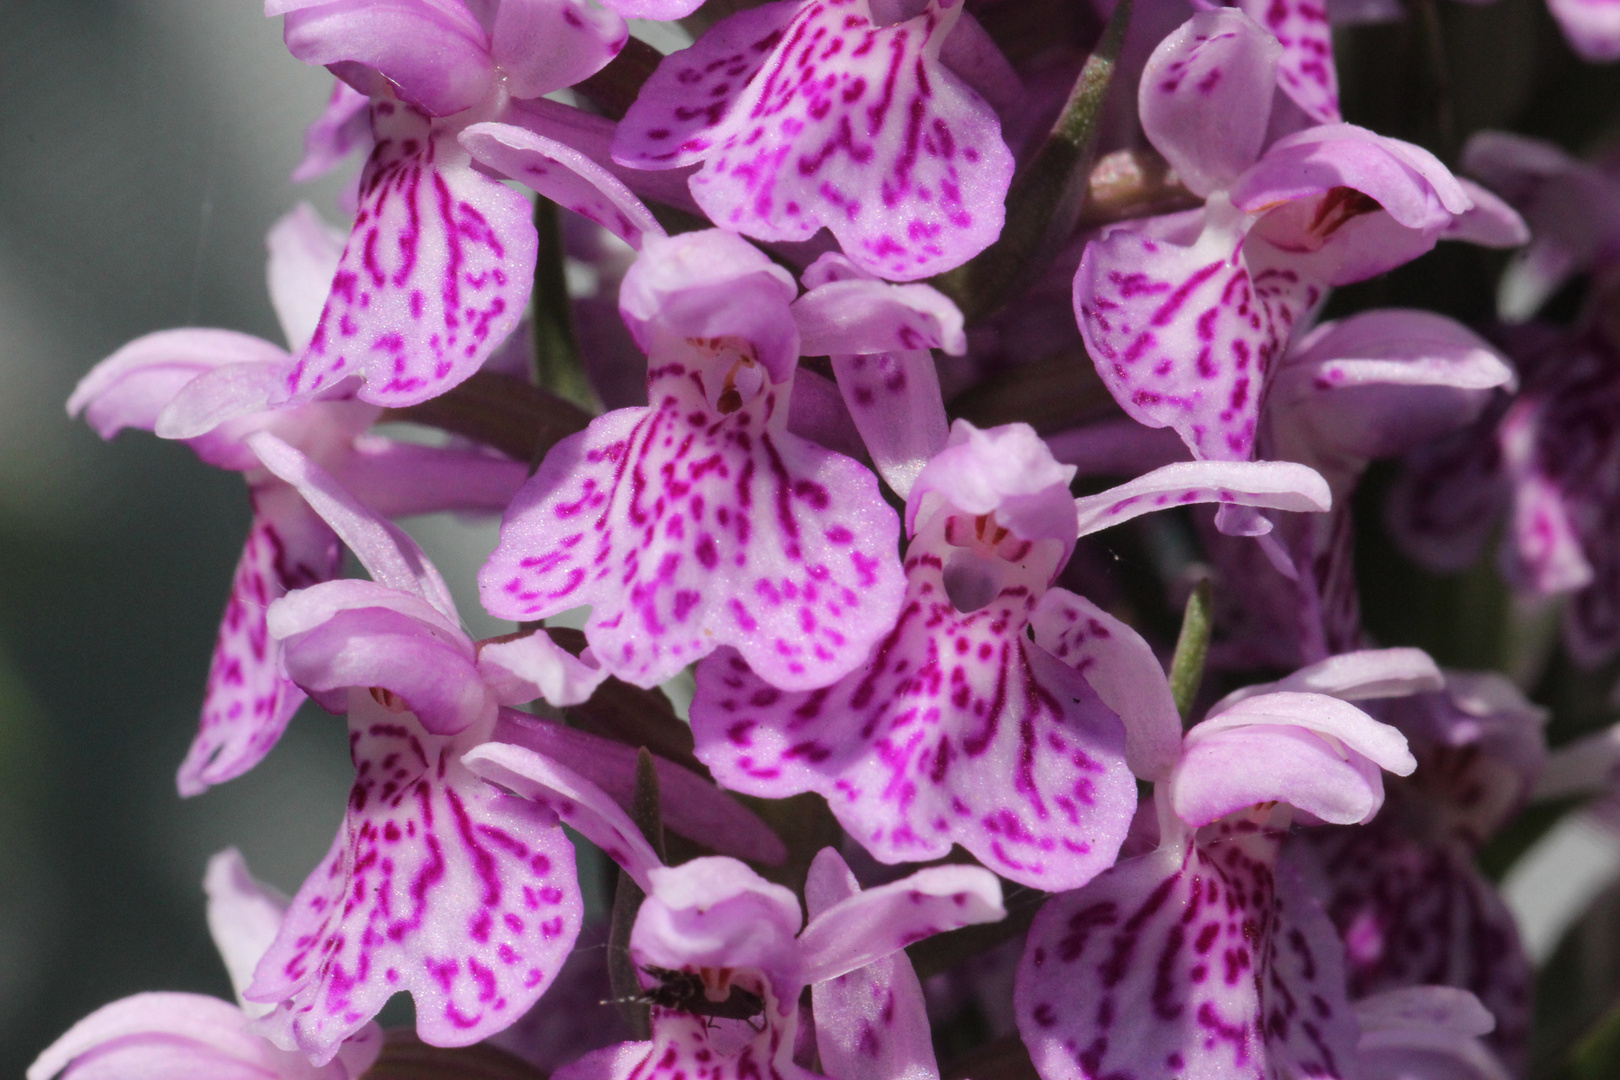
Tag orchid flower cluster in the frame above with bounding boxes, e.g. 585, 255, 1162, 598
33, 1, 1620, 1078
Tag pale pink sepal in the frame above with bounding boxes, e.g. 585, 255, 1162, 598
1172, 690, 1415, 826
276, 601, 494, 734
205, 849, 293, 1015
489, 0, 627, 101
267, 204, 347, 354
1029, 590, 1182, 783
291, 80, 370, 184
794, 253, 968, 357
1209, 646, 1445, 716
247, 692, 582, 1063
906, 420, 1078, 540
1547, 0, 1620, 61
798, 862, 1003, 984
461, 122, 667, 250
1173, 721, 1390, 826
618, 229, 801, 385
68, 329, 288, 441
830, 351, 949, 499
282, 100, 536, 408
461, 739, 664, 891
1016, 839, 1359, 1080
805, 850, 942, 1080
1192, 690, 1416, 774
156, 362, 285, 442
1139, 10, 1281, 198
477, 632, 608, 708
28, 992, 382, 1080
1355, 988, 1512, 1080
275, 0, 494, 117
1446, 179, 1532, 249
633, 857, 806, 999
247, 432, 457, 620
1073, 459, 1332, 538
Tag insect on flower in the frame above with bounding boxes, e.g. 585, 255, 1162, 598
638, 966, 766, 1025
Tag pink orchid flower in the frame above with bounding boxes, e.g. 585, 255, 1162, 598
1284, 662, 1546, 1070
611, 0, 1016, 281
463, 739, 1004, 1080
689, 419, 1336, 890
262, 0, 711, 408
479, 229, 915, 691
1073, 8, 1523, 531
1015, 665, 1418, 1080
67, 204, 530, 796
235, 432, 782, 1063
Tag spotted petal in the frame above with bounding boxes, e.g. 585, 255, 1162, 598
805, 849, 943, 1080
1209, 647, 1444, 715
1072, 459, 1332, 538
1238, 0, 1339, 123
178, 489, 340, 796
282, 99, 536, 408
479, 368, 905, 690
247, 692, 581, 1062
1029, 590, 1182, 783
1016, 833, 1359, 1080
1139, 10, 1282, 198
1076, 203, 1322, 463
618, 0, 1016, 281
689, 534, 1135, 890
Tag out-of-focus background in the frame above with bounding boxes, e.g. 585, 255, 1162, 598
6, 0, 1620, 1076
0, 3, 392, 1072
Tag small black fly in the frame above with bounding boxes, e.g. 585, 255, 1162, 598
639, 965, 766, 1023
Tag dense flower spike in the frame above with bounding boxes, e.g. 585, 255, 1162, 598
1075, 9, 1520, 495
29, 849, 382, 1080
614, 0, 1016, 281
690, 422, 1333, 889
481, 230, 906, 689
48, 1, 1620, 1077
1015, 684, 1415, 1080
67, 206, 529, 795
